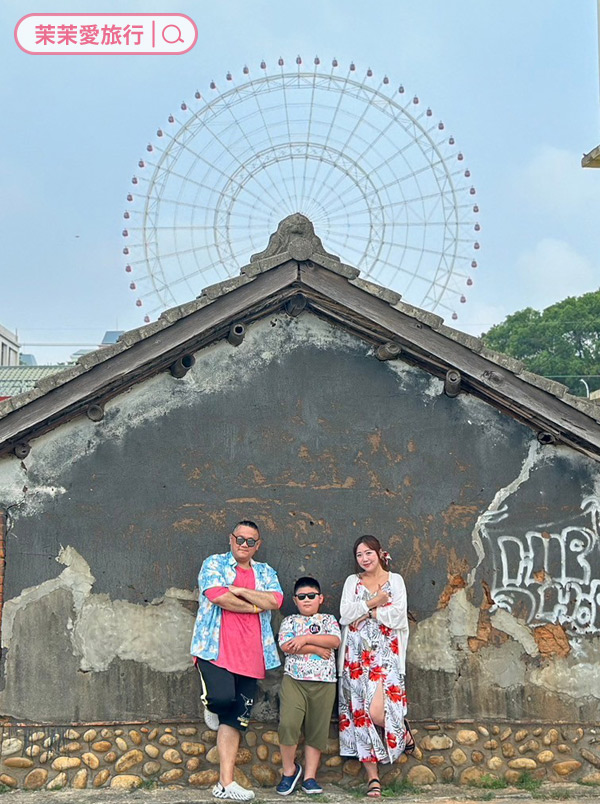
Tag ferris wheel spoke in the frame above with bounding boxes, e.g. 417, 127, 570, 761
277, 68, 300, 207
150, 229, 264, 272
247, 82, 299, 214
326, 74, 397, 187
142, 241, 256, 296
151, 131, 287, 214
141, 158, 270, 214
208, 85, 299, 213
334, 168, 456, 219
298, 67, 319, 210
302, 63, 354, 207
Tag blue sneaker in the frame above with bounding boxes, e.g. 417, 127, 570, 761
301, 779, 323, 795
276, 763, 303, 796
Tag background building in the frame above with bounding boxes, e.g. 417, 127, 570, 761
0, 324, 19, 367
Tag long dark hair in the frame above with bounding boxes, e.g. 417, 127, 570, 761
353, 535, 389, 572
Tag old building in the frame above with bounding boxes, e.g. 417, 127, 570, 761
1, 216, 600, 789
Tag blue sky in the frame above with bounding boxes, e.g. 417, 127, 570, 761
1, 0, 599, 363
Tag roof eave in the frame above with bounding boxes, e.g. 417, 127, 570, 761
1, 250, 600, 462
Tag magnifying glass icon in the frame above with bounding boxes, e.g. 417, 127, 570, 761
162, 24, 184, 44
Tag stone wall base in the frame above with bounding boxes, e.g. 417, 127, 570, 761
0, 721, 599, 790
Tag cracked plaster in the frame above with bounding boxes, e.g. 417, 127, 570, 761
408, 590, 479, 673
530, 658, 600, 699
490, 608, 539, 656
2, 545, 194, 674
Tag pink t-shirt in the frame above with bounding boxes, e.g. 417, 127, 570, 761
205, 566, 283, 679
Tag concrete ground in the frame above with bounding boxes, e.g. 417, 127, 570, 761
0, 783, 595, 804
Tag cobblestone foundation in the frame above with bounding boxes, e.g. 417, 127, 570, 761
1, 722, 600, 790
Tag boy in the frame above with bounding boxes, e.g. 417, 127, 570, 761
277, 577, 341, 795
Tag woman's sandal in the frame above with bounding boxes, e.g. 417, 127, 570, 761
404, 719, 416, 755
366, 778, 382, 798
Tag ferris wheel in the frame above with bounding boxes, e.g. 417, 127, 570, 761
122, 57, 480, 323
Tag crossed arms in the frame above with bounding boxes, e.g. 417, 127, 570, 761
280, 632, 340, 660
207, 585, 282, 613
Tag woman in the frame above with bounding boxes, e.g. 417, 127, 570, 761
338, 536, 412, 797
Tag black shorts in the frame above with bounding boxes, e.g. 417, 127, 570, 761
196, 658, 257, 732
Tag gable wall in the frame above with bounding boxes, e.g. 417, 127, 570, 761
0, 313, 599, 725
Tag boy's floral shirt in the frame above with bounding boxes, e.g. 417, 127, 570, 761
190, 551, 283, 669
279, 613, 340, 682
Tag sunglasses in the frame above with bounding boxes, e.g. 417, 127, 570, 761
231, 535, 259, 547
295, 592, 319, 600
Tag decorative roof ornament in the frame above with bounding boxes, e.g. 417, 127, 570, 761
249, 213, 341, 264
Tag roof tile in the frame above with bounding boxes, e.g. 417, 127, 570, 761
392, 300, 444, 330
481, 348, 524, 374
349, 277, 401, 305
437, 325, 484, 353
518, 369, 570, 399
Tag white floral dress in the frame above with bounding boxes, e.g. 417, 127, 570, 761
338, 577, 408, 763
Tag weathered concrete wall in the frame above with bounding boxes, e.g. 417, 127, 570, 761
0, 313, 599, 724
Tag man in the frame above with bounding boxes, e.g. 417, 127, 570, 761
191, 520, 283, 801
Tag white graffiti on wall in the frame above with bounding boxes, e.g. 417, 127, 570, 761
483, 496, 600, 634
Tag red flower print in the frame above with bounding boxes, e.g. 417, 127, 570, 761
386, 684, 404, 702
369, 664, 385, 682
390, 637, 399, 655
361, 649, 374, 665
386, 732, 398, 749
352, 709, 370, 728
379, 624, 392, 637
349, 661, 362, 680
339, 713, 351, 732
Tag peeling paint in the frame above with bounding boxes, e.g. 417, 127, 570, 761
437, 574, 467, 609
533, 623, 571, 658
2, 545, 194, 674
467, 610, 510, 652
530, 659, 600, 698
489, 608, 539, 656
409, 590, 479, 673
73, 594, 194, 673
1, 545, 94, 646
479, 639, 527, 689
468, 440, 543, 585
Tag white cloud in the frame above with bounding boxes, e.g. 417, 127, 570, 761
516, 238, 598, 310
520, 145, 600, 220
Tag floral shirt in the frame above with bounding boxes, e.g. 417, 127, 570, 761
279, 613, 341, 683
190, 551, 283, 670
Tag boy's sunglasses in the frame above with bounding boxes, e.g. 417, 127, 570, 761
231, 535, 259, 547
295, 592, 319, 600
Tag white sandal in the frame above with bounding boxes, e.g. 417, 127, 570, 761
203, 707, 220, 731
213, 781, 256, 801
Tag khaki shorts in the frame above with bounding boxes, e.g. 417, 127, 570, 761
278, 674, 337, 752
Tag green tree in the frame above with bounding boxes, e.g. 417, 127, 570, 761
481, 290, 600, 396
